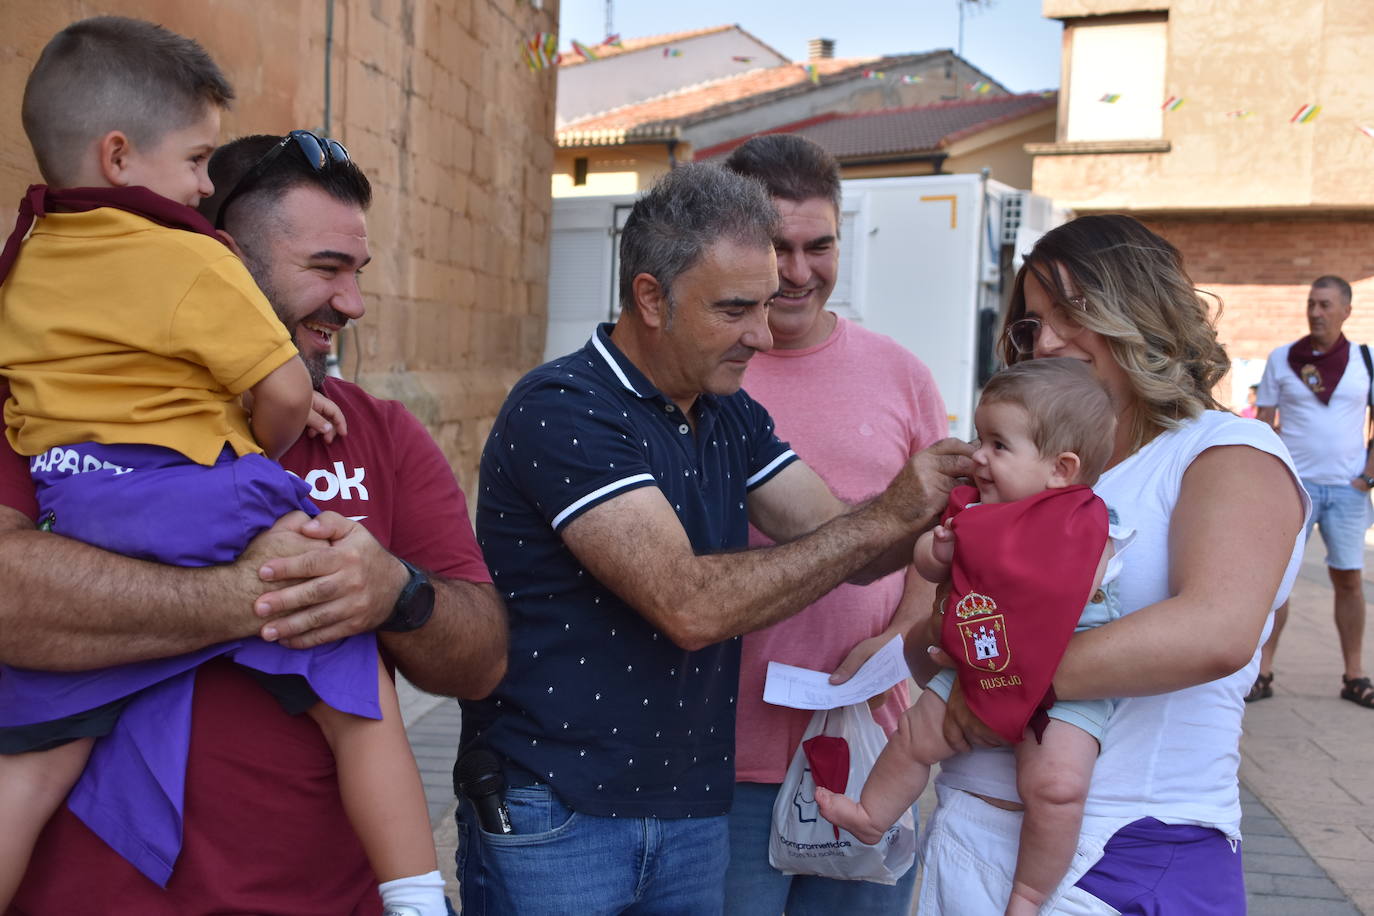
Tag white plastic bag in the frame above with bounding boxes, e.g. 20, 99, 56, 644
767, 702, 916, 885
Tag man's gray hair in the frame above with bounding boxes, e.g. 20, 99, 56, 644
618, 163, 779, 317
1312, 275, 1353, 305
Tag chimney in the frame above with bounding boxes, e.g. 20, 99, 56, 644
807, 37, 835, 60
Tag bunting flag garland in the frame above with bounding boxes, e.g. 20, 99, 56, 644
603, 33, 622, 47
1162, 95, 1185, 111
1358, 125, 1374, 140
663, 46, 683, 58
804, 63, 820, 84
1099, 93, 1121, 104
1224, 109, 1253, 118
862, 68, 885, 79
571, 39, 598, 61
521, 31, 560, 71
968, 80, 992, 94
732, 55, 755, 63
1291, 103, 1321, 123
900, 74, 923, 84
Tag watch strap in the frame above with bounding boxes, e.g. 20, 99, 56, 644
380, 558, 435, 632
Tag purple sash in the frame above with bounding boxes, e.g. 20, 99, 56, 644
0, 444, 380, 886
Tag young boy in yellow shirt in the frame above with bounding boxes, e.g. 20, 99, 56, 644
0, 17, 442, 915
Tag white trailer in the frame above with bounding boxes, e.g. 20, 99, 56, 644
544, 173, 1067, 439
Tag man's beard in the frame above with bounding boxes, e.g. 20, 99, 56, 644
299, 342, 329, 390
255, 274, 342, 390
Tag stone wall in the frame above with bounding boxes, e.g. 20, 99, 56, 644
1031, 0, 1374, 212
1142, 214, 1374, 404
0, 0, 558, 494
1144, 216, 1374, 361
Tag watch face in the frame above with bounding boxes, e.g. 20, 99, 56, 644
407, 577, 436, 624
384, 563, 435, 631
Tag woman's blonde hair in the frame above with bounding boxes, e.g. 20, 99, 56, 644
1000, 214, 1229, 453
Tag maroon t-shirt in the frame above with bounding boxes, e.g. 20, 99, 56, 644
5, 378, 491, 916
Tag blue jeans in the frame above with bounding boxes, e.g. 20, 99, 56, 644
1303, 478, 1372, 570
723, 782, 918, 916
456, 783, 729, 915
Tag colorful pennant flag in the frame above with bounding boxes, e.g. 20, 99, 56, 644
1162, 95, 1185, 111
968, 80, 992, 94
732, 55, 755, 63
663, 46, 683, 58
571, 39, 598, 61
1290, 104, 1321, 123
603, 33, 622, 47
521, 31, 560, 71
1224, 109, 1252, 119
1358, 125, 1374, 139
862, 68, 885, 80
900, 75, 923, 84
1099, 93, 1121, 104
804, 63, 820, 84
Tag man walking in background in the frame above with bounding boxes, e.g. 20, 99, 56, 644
1254, 275, 1374, 709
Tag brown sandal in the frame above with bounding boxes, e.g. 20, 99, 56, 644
1244, 672, 1274, 703
1340, 675, 1374, 708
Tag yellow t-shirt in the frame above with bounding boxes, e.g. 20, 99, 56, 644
0, 208, 299, 465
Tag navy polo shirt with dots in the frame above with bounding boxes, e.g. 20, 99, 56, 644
466, 324, 798, 818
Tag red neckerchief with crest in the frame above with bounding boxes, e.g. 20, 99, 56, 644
938, 484, 1108, 745
0, 185, 226, 286
1286, 334, 1349, 406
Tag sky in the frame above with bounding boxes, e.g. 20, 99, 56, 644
556, 0, 1063, 93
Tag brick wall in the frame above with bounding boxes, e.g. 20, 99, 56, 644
1, 0, 558, 494
1142, 215, 1374, 403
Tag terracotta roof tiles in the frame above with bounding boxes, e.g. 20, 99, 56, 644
560, 23, 784, 67
557, 51, 953, 146
696, 92, 1058, 162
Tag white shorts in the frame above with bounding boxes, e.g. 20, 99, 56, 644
917, 784, 1129, 915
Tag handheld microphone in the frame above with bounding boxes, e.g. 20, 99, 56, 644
454, 748, 514, 835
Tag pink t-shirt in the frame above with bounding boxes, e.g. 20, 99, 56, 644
736, 316, 947, 782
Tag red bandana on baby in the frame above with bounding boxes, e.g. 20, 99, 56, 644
0, 185, 226, 286
1286, 334, 1349, 405
938, 484, 1108, 745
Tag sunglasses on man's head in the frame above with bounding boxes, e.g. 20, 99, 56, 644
213, 130, 350, 229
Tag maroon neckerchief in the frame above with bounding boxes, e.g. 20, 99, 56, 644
938, 484, 1108, 745
0, 185, 227, 286
1287, 334, 1350, 405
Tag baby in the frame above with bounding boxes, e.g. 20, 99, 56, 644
818, 357, 1128, 915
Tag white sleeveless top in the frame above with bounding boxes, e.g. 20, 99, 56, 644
935, 410, 1310, 837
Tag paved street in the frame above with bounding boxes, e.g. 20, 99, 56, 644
403, 533, 1373, 912
1235, 533, 1374, 914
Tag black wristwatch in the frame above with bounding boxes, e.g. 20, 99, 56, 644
1361, 474, 1374, 489
379, 558, 435, 632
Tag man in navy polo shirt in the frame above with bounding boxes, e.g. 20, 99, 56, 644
459, 163, 973, 915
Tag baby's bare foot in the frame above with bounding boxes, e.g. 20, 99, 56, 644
814, 787, 885, 845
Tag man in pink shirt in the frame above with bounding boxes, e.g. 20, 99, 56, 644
722, 135, 948, 914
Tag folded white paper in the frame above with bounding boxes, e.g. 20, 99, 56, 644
762, 635, 909, 710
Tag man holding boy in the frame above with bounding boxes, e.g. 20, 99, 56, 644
719, 134, 946, 914
1254, 275, 1374, 709
1, 17, 505, 914
459, 162, 972, 913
